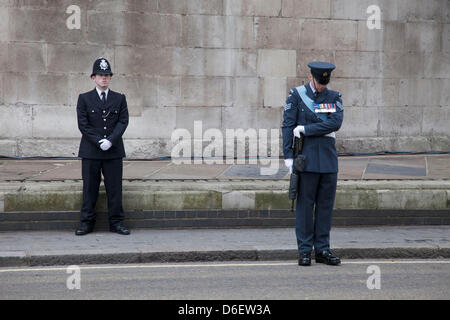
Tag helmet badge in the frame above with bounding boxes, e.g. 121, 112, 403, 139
99, 59, 109, 71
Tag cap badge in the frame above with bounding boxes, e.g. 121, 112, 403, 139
323, 72, 328, 77
99, 59, 108, 71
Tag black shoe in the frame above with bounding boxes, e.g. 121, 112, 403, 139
298, 253, 312, 266
75, 224, 94, 236
110, 224, 130, 235
315, 250, 341, 266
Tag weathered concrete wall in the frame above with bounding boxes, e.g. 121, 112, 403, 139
0, 0, 449, 158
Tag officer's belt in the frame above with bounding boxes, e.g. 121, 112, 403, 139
296, 85, 336, 139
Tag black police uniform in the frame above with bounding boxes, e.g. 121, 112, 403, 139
76, 58, 129, 235
282, 62, 343, 265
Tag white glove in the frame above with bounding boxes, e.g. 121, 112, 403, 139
99, 139, 112, 151
284, 158, 293, 174
293, 125, 305, 138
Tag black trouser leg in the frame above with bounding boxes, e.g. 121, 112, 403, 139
80, 158, 102, 226
102, 158, 125, 228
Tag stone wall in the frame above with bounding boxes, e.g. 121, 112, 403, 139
0, 0, 449, 158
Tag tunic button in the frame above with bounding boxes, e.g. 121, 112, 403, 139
103, 119, 106, 122
104, 135, 107, 138
103, 110, 106, 113
104, 127, 107, 130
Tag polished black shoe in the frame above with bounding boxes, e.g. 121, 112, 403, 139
110, 224, 130, 235
75, 224, 94, 236
298, 253, 312, 266
315, 250, 341, 266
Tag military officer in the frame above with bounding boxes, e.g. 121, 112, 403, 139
75, 57, 130, 236
282, 62, 343, 266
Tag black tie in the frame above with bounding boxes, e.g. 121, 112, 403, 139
101, 91, 106, 106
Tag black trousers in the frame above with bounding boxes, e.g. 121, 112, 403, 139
80, 158, 124, 228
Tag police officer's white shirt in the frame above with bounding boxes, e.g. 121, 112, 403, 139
95, 87, 109, 101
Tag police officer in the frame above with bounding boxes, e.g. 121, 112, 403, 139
282, 62, 343, 266
75, 57, 130, 236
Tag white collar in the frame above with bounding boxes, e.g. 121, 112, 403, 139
309, 81, 316, 94
95, 87, 109, 99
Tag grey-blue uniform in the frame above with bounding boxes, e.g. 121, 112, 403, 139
282, 62, 343, 257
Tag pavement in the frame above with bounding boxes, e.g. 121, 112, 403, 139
0, 153, 449, 267
1, 153, 450, 181
0, 226, 449, 267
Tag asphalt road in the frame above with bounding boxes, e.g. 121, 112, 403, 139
0, 260, 449, 300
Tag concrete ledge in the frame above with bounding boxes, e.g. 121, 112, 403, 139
1, 180, 449, 213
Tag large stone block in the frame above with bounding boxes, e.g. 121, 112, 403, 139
334, 51, 382, 78
31, 106, 79, 138
68, 74, 100, 106
233, 77, 263, 107
115, 46, 172, 75
6, 43, 46, 73
422, 106, 450, 136
377, 190, 447, 210
301, 19, 357, 51
16, 138, 80, 157
263, 77, 286, 107
175, 107, 223, 133
109, 75, 159, 115
222, 107, 257, 130
0, 44, 6, 73
4, 73, 69, 105
0, 140, 17, 157
406, 22, 442, 53
0, 105, 33, 138
159, 0, 223, 15
47, 44, 114, 74
0, 6, 8, 41
338, 106, 378, 138
0, 72, 3, 104
397, 0, 448, 22
9, 7, 84, 43
282, 0, 331, 18
158, 76, 181, 107
255, 17, 302, 49
222, 191, 255, 209
124, 138, 171, 158
424, 52, 450, 79
398, 78, 443, 107
125, 106, 176, 139
357, 20, 406, 52
88, 12, 181, 46
182, 15, 255, 49
257, 49, 296, 77
377, 106, 423, 137
179, 77, 234, 107
382, 51, 424, 78
330, 79, 366, 107
171, 48, 257, 77
365, 79, 400, 107
224, 0, 281, 17
444, 23, 450, 53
